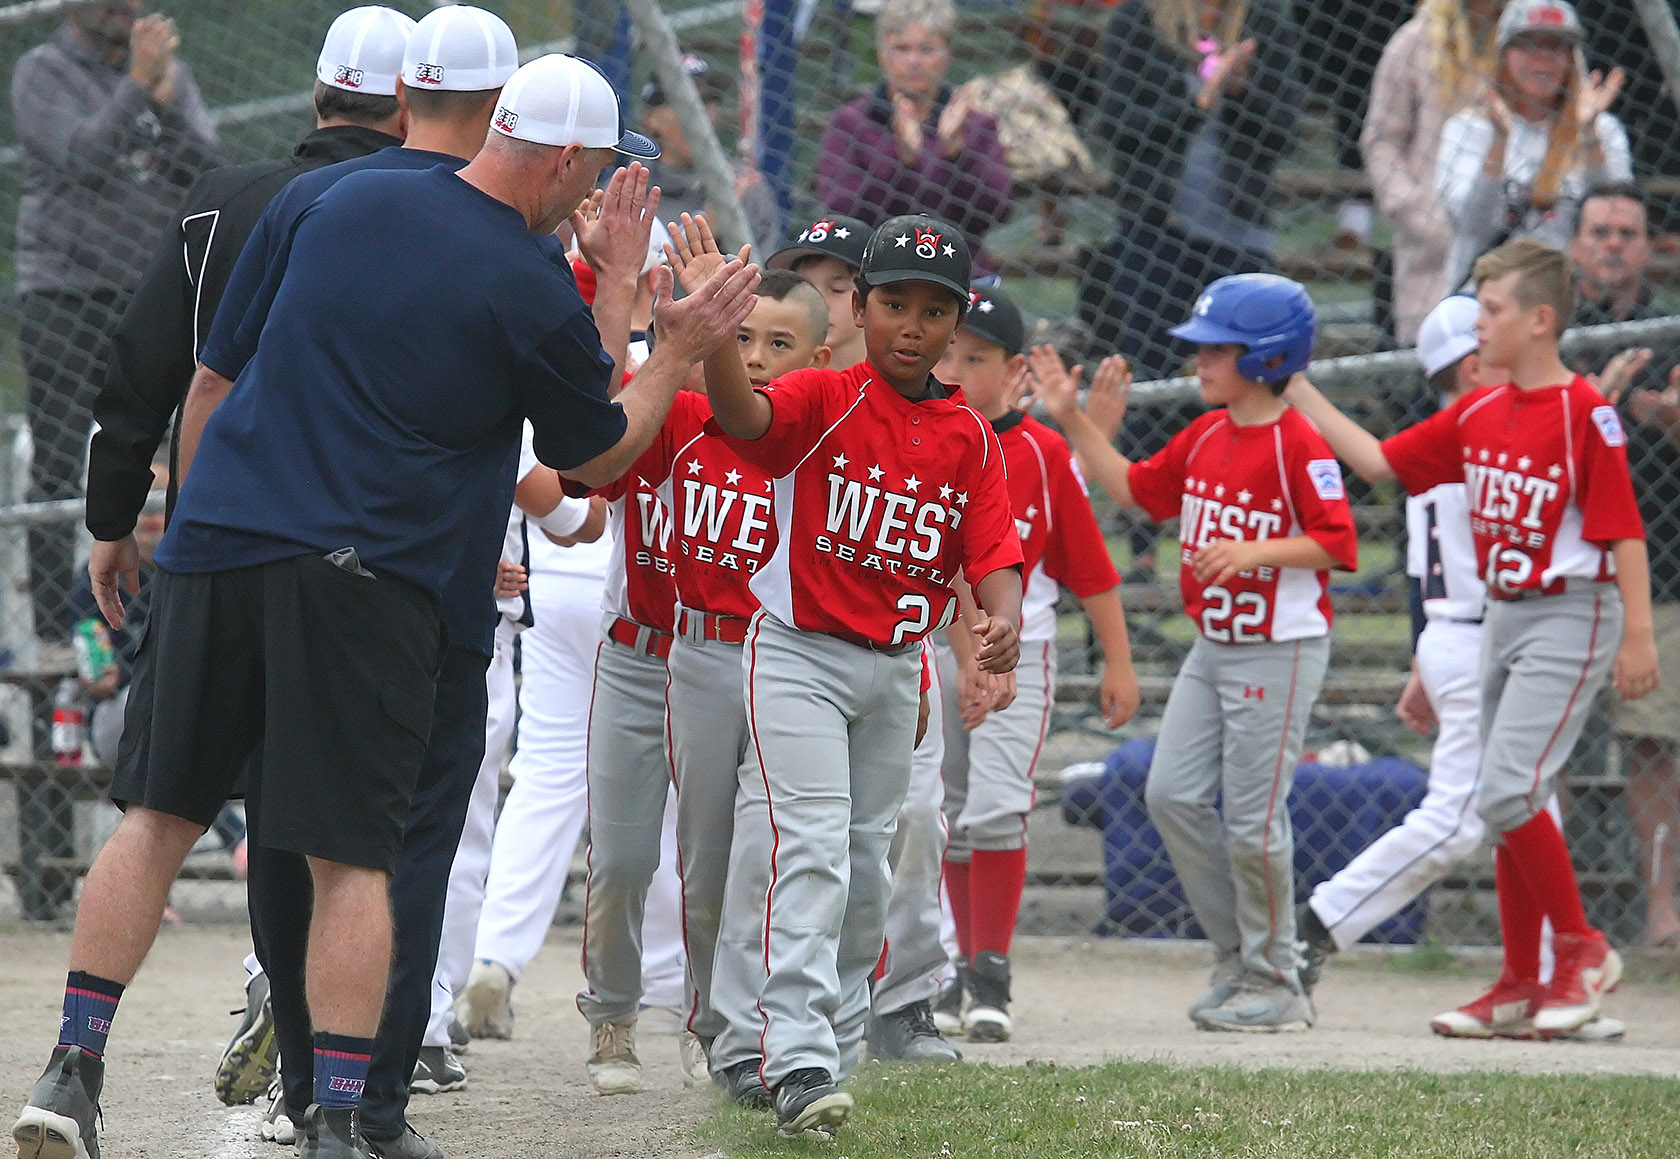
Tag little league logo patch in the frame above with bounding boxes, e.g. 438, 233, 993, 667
1307, 458, 1345, 501
1591, 404, 1626, 447
333, 65, 363, 89
412, 62, 445, 85
494, 107, 519, 134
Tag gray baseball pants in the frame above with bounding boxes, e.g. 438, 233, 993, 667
1478, 585, 1622, 834
576, 625, 678, 1025
937, 638, 1055, 858
1146, 635, 1329, 986
743, 612, 921, 1086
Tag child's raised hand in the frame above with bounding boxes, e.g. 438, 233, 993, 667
1190, 537, 1262, 586
1084, 355, 1132, 442
664, 212, 751, 296
1026, 344, 1083, 420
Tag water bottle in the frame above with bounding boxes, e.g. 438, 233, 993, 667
51, 678, 84, 766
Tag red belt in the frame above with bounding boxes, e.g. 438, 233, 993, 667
606, 616, 673, 659
677, 608, 751, 644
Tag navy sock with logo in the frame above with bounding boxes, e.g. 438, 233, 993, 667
60, 970, 124, 1058
312, 1031, 374, 1109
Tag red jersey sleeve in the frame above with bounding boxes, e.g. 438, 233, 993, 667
1574, 388, 1645, 544
1126, 419, 1199, 524
958, 420, 1025, 585
1286, 416, 1360, 572
1042, 451, 1121, 598
1381, 387, 1488, 496
704, 368, 842, 479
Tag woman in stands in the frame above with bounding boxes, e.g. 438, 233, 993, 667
1435, 0, 1629, 294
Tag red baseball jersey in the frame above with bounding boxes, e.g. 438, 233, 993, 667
1128, 408, 1358, 642
634, 391, 778, 620
993, 411, 1121, 643
592, 460, 677, 633
1383, 376, 1644, 597
706, 362, 1023, 648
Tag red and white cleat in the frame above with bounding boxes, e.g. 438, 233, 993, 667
1535, 932, 1622, 1036
1430, 975, 1546, 1039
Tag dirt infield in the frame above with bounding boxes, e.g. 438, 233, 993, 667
0, 925, 1676, 1158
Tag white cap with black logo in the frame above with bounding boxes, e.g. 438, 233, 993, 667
316, 6, 416, 96
403, 4, 519, 93
490, 54, 661, 159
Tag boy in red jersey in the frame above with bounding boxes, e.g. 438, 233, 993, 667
930, 285, 1140, 1042
702, 214, 1023, 1138
1033, 273, 1358, 1033
1283, 239, 1658, 1039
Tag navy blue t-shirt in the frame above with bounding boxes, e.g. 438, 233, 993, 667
159, 166, 626, 654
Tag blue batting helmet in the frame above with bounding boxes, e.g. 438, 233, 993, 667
1169, 273, 1316, 386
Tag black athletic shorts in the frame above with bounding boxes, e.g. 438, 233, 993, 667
111, 551, 443, 873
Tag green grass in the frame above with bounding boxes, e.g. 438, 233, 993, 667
699, 1061, 1677, 1157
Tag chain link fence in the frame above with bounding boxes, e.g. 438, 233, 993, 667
0, 0, 1677, 954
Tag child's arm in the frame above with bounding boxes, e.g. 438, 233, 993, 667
1079, 586, 1140, 728
970, 566, 1023, 675
1192, 536, 1339, 587
1026, 345, 1138, 507
1611, 538, 1660, 700
664, 213, 773, 441
950, 574, 1015, 721
1282, 373, 1397, 483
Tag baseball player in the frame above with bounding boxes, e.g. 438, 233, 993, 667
1033, 273, 1358, 1034
1283, 239, 1657, 1038
462, 259, 689, 1091
420, 423, 605, 1090
766, 212, 872, 370
701, 214, 1024, 1138
930, 285, 1139, 1042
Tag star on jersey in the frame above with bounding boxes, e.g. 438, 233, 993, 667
833, 453, 850, 470
1497, 452, 1508, 466
687, 459, 703, 475
904, 474, 922, 493
725, 468, 742, 486
1479, 448, 1491, 462
1024, 504, 1038, 520
1548, 463, 1564, 479
1271, 498, 1284, 511
1214, 484, 1225, 498
1518, 456, 1532, 471
940, 483, 953, 500
1196, 479, 1208, 493
868, 464, 885, 481
1237, 489, 1252, 504
1185, 476, 1198, 491
956, 492, 969, 506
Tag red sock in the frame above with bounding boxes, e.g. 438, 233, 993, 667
1502, 811, 1591, 936
943, 858, 973, 961
1495, 845, 1544, 981
967, 848, 1028, 957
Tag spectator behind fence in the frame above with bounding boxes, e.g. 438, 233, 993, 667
1078, 0, 1301, 383
1361, 0, 1500, 345
10, 0, 220, 654
1435, 0, 1630, 297
639, 51, 778, 251
813, 0, 1013, 277
1569, 183, 1680, 950
1075, 0, 1299, 584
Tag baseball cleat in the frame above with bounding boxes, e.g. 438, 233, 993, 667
408, 1046, 466, 1095
365, 1123, 444, 1159
1194, 975, 1315, 1033
458, 960, 514, 1040
678, 1032, 710, 1088
932, 958, 966, 1035
869, 1000, 962, 1062
215, 971, 279, 1106
1534, 932, 1621, 1035
1187, 949, 1246, 1019
1296, 904, 1337, 994
585, 1018, 642, 1095
773, 1068, 852, 1139
13, 1046, 103, 1159
719, 1059, 772, 1110
1430, 975, 1546, 1039
446, 1018, 470, 1054
1555, 1015, 1626, 1042
963, 951, 1013, 1043
295, 1103, 365, 1159
258, 1077, 296, 1146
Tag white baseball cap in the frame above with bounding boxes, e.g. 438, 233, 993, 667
490, 54, 661, 159
403, 4, 519, 93
316, 6, 415, 96
1417, 295, 1480, 377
